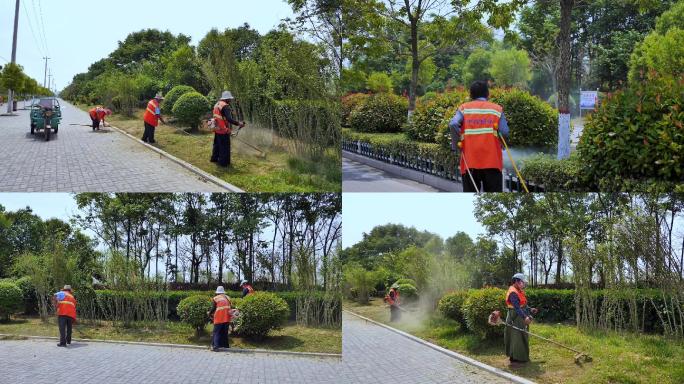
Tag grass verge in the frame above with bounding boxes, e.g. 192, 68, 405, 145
0, 316, 341, 354
78, 106, 340, 192
345, 299, 684, 384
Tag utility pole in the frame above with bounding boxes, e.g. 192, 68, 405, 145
6, 0, 20, 114
43, 57, 50, 88
47, 69, 52, 95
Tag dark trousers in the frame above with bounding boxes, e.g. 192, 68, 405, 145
211, 133, 231, 167
58, 316, 73, 345
212, 322, 230, 350
462, 169, 503, 193
142, 122, 156, 143
91, 118, 101, 130
390, 305, 401, 322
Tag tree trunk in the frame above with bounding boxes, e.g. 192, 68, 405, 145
556, 238, 564, 284
557, 0, 574, 160
408, 19, 419, 118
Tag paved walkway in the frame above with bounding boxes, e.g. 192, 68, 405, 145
342, 158, 441, 193
0, 313, 515, 384
0, 100, 224, 192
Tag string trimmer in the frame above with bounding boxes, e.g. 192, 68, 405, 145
458, 141, 480, 194
488, 310, 592, 364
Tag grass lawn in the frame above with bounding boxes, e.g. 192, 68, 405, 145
78, 106, 340, 192
345, 299, 684, 384
0, 316, 341, 354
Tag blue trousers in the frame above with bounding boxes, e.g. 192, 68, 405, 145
212, 322, 230, 350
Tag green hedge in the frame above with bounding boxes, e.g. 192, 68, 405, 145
519, 153, 584, 192
177, 295, 212, 336
162, 85, 196, 115
438, 290, 469, 328
341, 93, 369, 127
233, 292, 290, 338
463, 287, 507, 340
407, 90, 468, 142
172, 91, 211, 129
578, 75, 684, 189
0, 281, 22, 322
350, 93, 408, 133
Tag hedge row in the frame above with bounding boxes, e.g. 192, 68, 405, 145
438, 288, 679, 339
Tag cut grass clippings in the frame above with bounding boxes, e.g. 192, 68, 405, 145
77, 106, 340, 192
344, 299, 684, 384
0, 316, 341, 354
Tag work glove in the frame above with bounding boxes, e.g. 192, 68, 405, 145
524, 316, 533, 325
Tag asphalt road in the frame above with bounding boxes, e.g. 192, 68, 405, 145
342, 157, 441, 193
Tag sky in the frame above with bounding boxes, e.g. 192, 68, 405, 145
0, 193, 78, 220
0, 0, 294, 92
342, 193, 485, 249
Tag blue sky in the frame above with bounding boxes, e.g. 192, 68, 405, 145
342, 193, 485, 248
0, 193, 78, 220
0, 0, 294, 92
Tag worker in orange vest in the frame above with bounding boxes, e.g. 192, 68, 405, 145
142, 92, 167, 144
89, 106, 111, 131
449, 80, 510, 192
240, 279, 255, 298
384, 283, 401, 322
504, 273, 538, 364
52, 285, 77, 347
208, 286, 232, 352
210, 91, 245, 167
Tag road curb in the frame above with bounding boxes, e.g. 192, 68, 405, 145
0, 333, 341, 359
343, 310, 536, 384
107, 124, 244, 193
343, 151, 462, 192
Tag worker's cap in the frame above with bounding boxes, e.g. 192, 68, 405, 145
63, 285, 72, 291
391, 283, 400, 289
240, 279, 248, 286
215, 286, 226, 294
154, 92, 165, 100
512, 273, 526, 283
220, 91, 235, 101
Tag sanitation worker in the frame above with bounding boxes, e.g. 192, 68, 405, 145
240, 279, 255, 298
449, 80, 510, 192
504, 273, 538, 365
52, 285, 77, 347
142, 92, 167, 143
384, 283, 401, 322
208, 286, 232, 351
211, 91, 245, 167
89, 106, 111, 131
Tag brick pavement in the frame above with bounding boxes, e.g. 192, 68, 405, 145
0, 313, 516, 384
0, 100, 225, 192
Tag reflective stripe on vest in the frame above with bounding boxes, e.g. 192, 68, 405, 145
143, 99, 160, 127
57, 291, 77, 319
505, 286, 527, 309
212, 101, 231, 135
459, 100, 504, 174
213, 295, 232, 324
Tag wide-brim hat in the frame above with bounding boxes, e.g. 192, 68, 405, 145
391, 283, 400, 289
220, 91, 235, 100
512, 273, 527, 283
240, 279, 248, 286
215, 286, 226, 294
63, 285, 72, 291
154, 92, 165, 100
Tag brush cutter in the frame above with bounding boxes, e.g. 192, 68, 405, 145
458, 141, 480, 194
488, 310, 592, 364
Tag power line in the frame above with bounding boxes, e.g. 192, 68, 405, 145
37, 0, 50, 56
30, 0, 49, 56
21, 0, 44, 56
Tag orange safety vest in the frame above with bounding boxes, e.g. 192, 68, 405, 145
244, 285, 254, 295
89, 107, 106, 121
385, 288, 400, 306
143, 99, 161, 127
213, 294, 232, 324
459, 100, 504, 174
212, 101, 232, 135
57, 291, 77, 320
505, 286, 527, 309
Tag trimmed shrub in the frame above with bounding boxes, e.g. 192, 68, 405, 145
162, 85, 196, 115
462, 287, 506, 340
14, 276, 36, 315
234, 292, 289, 338
525, 289, 575, 323
172, 92, 212, 130
490, 88, 558, 149
520, 153, 584, 192
396, 284, 418, 302
394, 278, 417, 287
341, 93, 369, 127
177, 295, 212, 336
438, 290, 469, 328
0, 281, 23, 322
350, 93, 408, 133
407, 90, 468, 142
578, 74, 684, 189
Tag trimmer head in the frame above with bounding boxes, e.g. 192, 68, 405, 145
488, 310, 503, 326
574, 353, 592, 364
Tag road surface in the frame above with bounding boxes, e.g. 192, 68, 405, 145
0, 100, 225, 192
342, 157, 441, 192
0, 312, 516, 384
